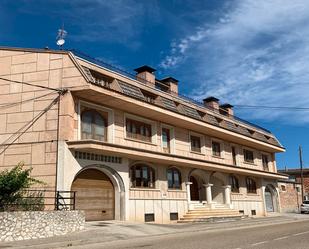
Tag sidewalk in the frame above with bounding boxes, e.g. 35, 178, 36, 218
2, 213, 309, 249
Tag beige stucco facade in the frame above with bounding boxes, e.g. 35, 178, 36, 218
0, 47, 287, 223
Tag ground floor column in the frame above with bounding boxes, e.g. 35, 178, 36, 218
223, 185, 231, 207
204, 183, 213, 204
186, 182, 192, 210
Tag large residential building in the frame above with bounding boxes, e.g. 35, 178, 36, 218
0, 47, 287, 223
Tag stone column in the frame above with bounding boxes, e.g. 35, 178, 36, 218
223, 185, 231, 205
204, 183, 213, 204
185, 182, 192, 210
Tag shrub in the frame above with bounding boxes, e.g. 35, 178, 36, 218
0, 162, 45, 211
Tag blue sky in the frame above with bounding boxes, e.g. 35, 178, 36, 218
1, 0, 309, 169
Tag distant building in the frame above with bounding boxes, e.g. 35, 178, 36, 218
0, 46, 287, 223
277, 179, 302, 212
278, 168, 309, 200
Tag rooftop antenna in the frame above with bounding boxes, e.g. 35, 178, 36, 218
56, 24, 67, 49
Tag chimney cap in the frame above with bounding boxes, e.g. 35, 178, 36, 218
160, 77, 179, 84
220, 103, 234, 109
134, 65, 156, 73
203, 96, 219, 103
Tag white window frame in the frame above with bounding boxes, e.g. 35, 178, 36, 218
124, 113, 157, 144
160, 123, 175, 154
78, 100, 114, 143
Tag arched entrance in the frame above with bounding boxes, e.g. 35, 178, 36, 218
190, 176, 199, 201
265, 185, 278, 212
71, 168, 115, 221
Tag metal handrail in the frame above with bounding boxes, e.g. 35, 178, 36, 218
1, 189, 76, 212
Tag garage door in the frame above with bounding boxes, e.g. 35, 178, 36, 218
71, 169, 114, 221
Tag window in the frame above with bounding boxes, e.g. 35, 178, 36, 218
81, 110, 107, 141
232, 146, 237, 165
281, 185, 286, 191
170, 213, 179, 221
212, 141, 221, 157
262, 154, 269, 171
244, 149, 254, 163
167, 167, 181, 189
229, 175, 239, 193
126, 118, 152, 142
162, 128, 170, 153
190, 135, 201, 153
130, 164, 155, 188
246, 177, 257, 193
145, 213, 155, 222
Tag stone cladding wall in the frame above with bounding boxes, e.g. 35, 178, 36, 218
0, 210, 84, 242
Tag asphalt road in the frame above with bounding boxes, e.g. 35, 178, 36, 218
70, 219, 309, 249
4, 215, 309, 249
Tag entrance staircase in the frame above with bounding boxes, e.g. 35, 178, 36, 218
178, 203, 245, 223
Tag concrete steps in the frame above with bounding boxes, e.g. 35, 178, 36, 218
178, 205, 245, 223
177, 215, 245, 223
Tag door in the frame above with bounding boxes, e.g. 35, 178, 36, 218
265, 187, 274, 212
162, 128, 170, 153
71, 169, 115, 221
190, 176, 199, 201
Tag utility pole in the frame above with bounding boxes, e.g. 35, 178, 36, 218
299, 145, 304, 202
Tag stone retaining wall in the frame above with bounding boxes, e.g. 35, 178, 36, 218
0, 210, 85, 242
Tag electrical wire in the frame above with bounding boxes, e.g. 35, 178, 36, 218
233, 105, 309, 111
0, 91, 58, 110
0, 77, 61, 92
0, 95, 60, 155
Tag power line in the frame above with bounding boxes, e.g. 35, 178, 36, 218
0, 91, 57, 110
0, 77, 61, 92
0, 95, 60, 155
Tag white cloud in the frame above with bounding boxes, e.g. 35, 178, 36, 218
159, 0, 309, 124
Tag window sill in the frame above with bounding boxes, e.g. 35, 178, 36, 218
162, 149, 171, 154
125, 137, 156, 146
130, 188, 160, 191
190, 150, 204, 155
212, 155, 224, 159
79, 138, 108, 142
244, 161, 257, 166
167, 189, 185, 192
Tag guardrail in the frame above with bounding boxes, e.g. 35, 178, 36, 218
1, 189, 76, 212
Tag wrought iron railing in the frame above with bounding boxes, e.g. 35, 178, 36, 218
0, 189, 76, 212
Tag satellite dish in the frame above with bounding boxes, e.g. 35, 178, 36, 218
56, 39, 65, 46
56, 25, 67, 49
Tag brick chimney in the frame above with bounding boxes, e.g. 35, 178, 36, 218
134, 65, 156, 85
203, 96, 219, 112
220, 103, 234, 117
160, 77, 178, 95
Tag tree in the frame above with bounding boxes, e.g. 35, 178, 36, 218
0, 162, 45, 211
